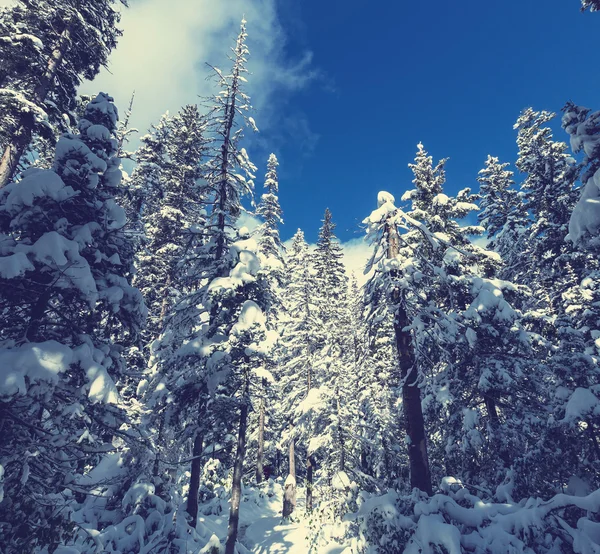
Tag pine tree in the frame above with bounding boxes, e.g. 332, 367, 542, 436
0, 93, 145, 551
0, 0, 125, 187
359, 275, 403, 487
363, 191, 432, 495
135, 105, 208, 342
477, 155, 528, 279
310, 209, 357, 506
277, 229, 318, 514
145, 22, 260, 554
253, 153, 284, 484
513, 108, 578, 292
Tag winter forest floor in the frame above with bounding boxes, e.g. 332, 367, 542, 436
196, 481, 346, 554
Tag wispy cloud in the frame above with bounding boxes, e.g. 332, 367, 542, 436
81, 0, 320, 150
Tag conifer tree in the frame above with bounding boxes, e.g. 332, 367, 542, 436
146, 23, 260, 554
0, 92, 145, 551
277, 229, 317, 514
513, 108, 578, 292
135, 105, 208, 342
0, 0, 126, 187
254, 153, 284, 483
477, 155, 527, 279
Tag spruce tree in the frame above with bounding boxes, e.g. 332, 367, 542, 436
477, 155, 528, 279
253, 153, 284, 484
277, 229, 318, 514
513, 108, 578, 292
0, 93, 145, 551
0, 0, 126, 187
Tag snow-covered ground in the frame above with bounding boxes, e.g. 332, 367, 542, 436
196, 480, 348, 554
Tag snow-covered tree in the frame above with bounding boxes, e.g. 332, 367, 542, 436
0, 0, 126, 187
256, 153, 284, 264
513, 108, 578, 292
477, 155, 528, 279
145, 21, 261, 554
253, 153, 285, 484
277, 229, 318, 513
562, 102, 600, 250
358, 276, 403, 488
135, 105, 208, 342
0, 93, 145, 551
309, 209, 357, 505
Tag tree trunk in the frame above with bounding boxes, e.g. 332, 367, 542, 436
256, 393, 265, 483
224, 393, 250, 554
186, 430, 204, 524
386, 217, 432, 496
0, 25, 72, 189
306, 455, 314, 512
282, 434, 296, 518
336, 395, 345, 471
158, 272, 172, 336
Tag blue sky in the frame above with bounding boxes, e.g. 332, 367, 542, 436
269, 0, 599, 243
83, 0, 599, 265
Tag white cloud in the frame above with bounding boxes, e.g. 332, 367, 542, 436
238, 211, 262, 234
340, 237, 373, 285
81, 0, 319, 148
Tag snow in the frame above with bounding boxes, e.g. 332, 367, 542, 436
74, 343, 120, 404
377, 190, 395, 207
105, 198, 127, 229
364, 191, 397, 224
0, 337, 120, 403
232, 300, 266, 334
0, 341, 73, 397
0, 251, 33, 278
2, 168, 76, 212
563, 387, 600, 422
567, 168, 600, 245
55, 135, 108, 176
25, 231, 98, 303
84, 124, 112, 142
332, 471, 351, 491
433, 193, 449, 205
0, 33, 44, 50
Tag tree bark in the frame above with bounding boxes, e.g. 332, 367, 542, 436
282, 434, 296, 518
256, 393, 265, 483
306, 455, 314, 512
185, 430, 204, 524
336, 395, 346, 471
386, 217, 432, 496
224, 390, 250, 554
0, 25, 72, 189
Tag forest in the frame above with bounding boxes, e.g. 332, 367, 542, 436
1, 0, 600, 553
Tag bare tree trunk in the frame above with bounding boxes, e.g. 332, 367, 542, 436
158, 272, 172, 336
336, 395, 346, 471
0, 25, 72, 189
386, 218, 432, 496
224, 389, 250, 554
306, 455, 314, 512
186, 431, 204, 524
282, 434, 296, 518
485, 394, 512, 468
256, 393, 265, 483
